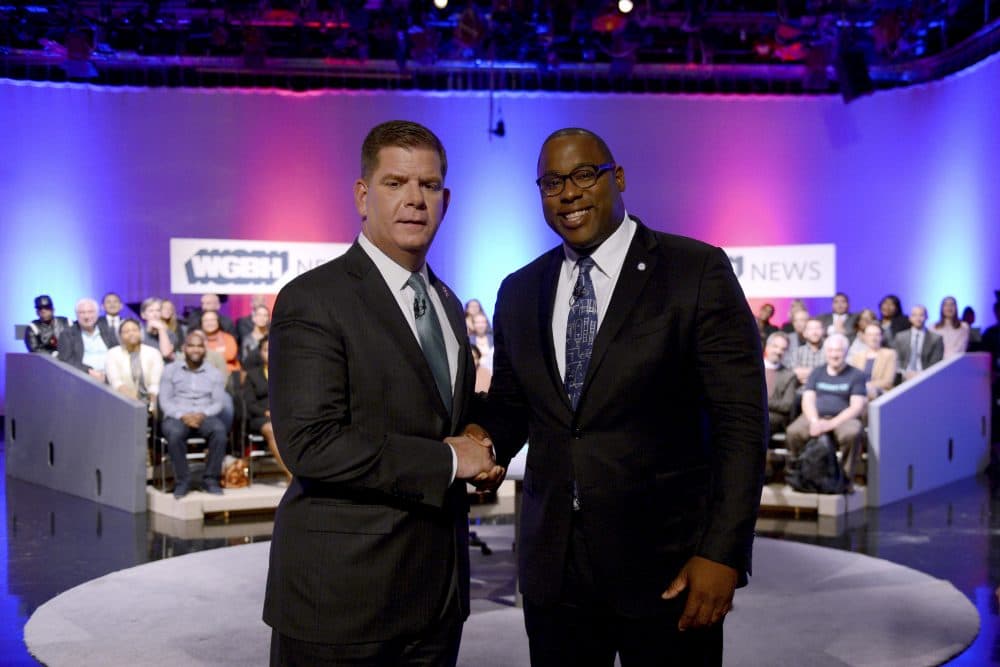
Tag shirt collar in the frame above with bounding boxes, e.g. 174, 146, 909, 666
561, 211, 636, 278
358, 232, 430, 292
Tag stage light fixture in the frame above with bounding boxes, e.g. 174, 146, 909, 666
618, 0, 634, 14
433, 0, 448, 9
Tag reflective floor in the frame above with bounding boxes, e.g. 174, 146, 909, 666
3, 436, 1000, 666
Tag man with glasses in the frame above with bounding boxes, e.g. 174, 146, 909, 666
482, 128, 766, 665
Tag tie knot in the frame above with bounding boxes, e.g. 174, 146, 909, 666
407, 273, 429, 296
577, 256, 596, 274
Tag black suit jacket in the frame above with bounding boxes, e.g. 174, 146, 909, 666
819, 311, 859, 336
57, 322, 117, 373
484, 222, 767, 617
242, 365, 269, 431
263, 242, 476, 644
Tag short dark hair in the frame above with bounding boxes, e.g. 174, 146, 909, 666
119, 317, 141, 334
539, 128, 615, 165
361, 121, 447, 180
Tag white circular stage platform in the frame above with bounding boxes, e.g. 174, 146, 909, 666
25, 537, 978, 666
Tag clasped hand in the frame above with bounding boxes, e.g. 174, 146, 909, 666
444, 424, 505, 491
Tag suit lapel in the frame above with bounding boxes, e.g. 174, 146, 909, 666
343, 244, 450, 423
539, 249, 572, 413
581, 221, 658, 396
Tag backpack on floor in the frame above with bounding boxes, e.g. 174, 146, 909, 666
785, 433, 849, 494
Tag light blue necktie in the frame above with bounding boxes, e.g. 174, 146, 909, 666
407, 273, 452, 413
564, 256, 598, 410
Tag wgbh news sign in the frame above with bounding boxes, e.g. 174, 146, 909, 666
170, 238, 351, 295
723, 243, 836, 298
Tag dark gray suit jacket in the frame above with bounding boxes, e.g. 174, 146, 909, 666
56, 321, 117, 373
484, 221, 767, 617
263, 242, 476, 644
893, 327, 944, 372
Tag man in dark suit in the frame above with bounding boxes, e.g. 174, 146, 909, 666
99, 291, 127, 346
764, 331, 798, 434
57, 297, 117, 382
263, 121, 497, 666
185, 293, 237, 337
894, 304, 944, 381
819, 292, 858, 337
483, 128, 767, 665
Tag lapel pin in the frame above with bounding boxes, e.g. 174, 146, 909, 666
637, 262, 646, 271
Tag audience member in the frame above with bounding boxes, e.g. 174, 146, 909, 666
464, 298, 486, 335
24, 294, 70, 356
962, 306, 982, 349
785, 333, 867, 479
848, 323, 897, 399
236, 295, 267, 345
878, 294, 909, 345
847, 308, 878, 354
105, 318, 164, 407
894, 304, 944, 381
201, 311, 241, 373
470, 345, 492, 393
792, 318, 826, 385
469, 311, 494, 371
158, 331, 229, 498
763, 332, 797, 434
239, 304, 270, 364
57, 298, 116, 382
241, 336, 291, 482
819, 292, 858, 336
186, 293, 236, 337
756, 303, 779, 346
933, 296, 970, 359
160, 299, 186, 342
99, 292, 127, 346
783, 306, 810, 363
780, 299, 807, 333
980, 294, 1000, 374
140, 297, 179, 361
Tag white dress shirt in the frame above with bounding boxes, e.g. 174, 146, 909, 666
552, 213, 637, 380
357, 233, 461, 480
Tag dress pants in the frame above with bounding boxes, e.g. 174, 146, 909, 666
523, 515, 724, 667
784, 414, 863, 476
269, 619, 462, 667
161, 416, 227, 484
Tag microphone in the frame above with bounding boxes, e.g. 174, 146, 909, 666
573, 283, 587, 300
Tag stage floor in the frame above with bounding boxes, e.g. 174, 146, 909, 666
3, 440, 1000, 665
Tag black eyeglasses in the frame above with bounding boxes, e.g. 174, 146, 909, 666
536, 162, 616, 197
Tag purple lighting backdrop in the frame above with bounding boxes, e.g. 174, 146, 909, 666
2, 54, 1000, 413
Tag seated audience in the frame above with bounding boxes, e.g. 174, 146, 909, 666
848, 323, 897, 399
57, 298, 116, 382
469, 312, 494, 372
99, 292, 127, 346
962, 306, 982, 349
763, 332, 797, 434
236, 295, 267, 346
241, 336, 291, 482
24, 294, 70, 356
785, 333, 867, 479
240, 304, 270, 364
186, 293, 236, 337
878, 294, 909, 345
140, 297, 179, 361
160, 299, 186, 342
980, 294, 1000, 373
756, 303, 779, 346
792, 318, 826, 385
159, 331, 229, 498
464, 298, 486, 335
471, 345, 492, 394
201, 311, 241, 373
819, 292, 858, 337
105, 318, 164, 408
934, 296, 970, 359
894, 304, 944, 381
847, 308, 878, 355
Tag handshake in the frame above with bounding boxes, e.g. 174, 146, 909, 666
445, 423, 506, 491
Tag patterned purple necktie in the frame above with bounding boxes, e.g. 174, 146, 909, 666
564, 256, 597, 411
